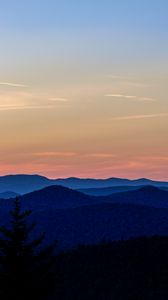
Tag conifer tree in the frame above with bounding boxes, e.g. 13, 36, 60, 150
0, 197, 56, 300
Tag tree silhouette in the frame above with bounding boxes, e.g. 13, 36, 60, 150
0, 197, 56, 300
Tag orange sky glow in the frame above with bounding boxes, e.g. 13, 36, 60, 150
0, 1, 168, 180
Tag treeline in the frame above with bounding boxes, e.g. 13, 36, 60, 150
55, 236, 168, 300
0, 198, 168, 299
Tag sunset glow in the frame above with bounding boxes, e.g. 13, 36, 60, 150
0, 0, 168, 180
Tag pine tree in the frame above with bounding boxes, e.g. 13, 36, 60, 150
0, 197, 56, 300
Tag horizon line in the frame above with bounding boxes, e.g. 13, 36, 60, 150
0, 173, 167, 182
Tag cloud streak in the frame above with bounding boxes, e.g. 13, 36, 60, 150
105, 94, 155, 102
112, 113, 168, 121
0, 93, 69, 111
0, 82, 27, 88
0, 103, 68, 111
85, 153, 116, 158
34, 152, 116, 159
34, 151, 76, 157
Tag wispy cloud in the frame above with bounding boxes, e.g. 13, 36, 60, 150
35, 151, 76, 157
0, 92, 69, 111
0, 82, 27, 88
0, 104, 27, 111
33, 151, 116, 159
0, 103, 68, 111
112, 113, 168, 121
105, 94, 155, 102
85, 153, 116, 158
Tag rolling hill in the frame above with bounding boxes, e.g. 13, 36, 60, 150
16, 185, 168, 210
1, 184, 168, 210
78, 185, 144, 196
0, 185, 168, 249
100, 186, 168, 208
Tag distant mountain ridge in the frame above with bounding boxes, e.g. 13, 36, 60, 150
78, 185, 145, 196
0, 174, 167, 194
0, 174, 53, 194
1, 184, 168, 210
54, 177, 168, 189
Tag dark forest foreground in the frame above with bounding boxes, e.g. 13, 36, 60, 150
0, 198, 168, 300
54, 236, 168, 300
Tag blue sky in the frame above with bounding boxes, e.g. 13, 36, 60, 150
0, 0, 167, 71
0, 0, 167, 31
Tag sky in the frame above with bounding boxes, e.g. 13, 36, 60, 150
0, 0, 168, 179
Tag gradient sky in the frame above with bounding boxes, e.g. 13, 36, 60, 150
0, 0, 168, 179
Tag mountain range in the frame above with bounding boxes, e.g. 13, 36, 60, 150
0, 174, 168, 194
0, 183, 168, 249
